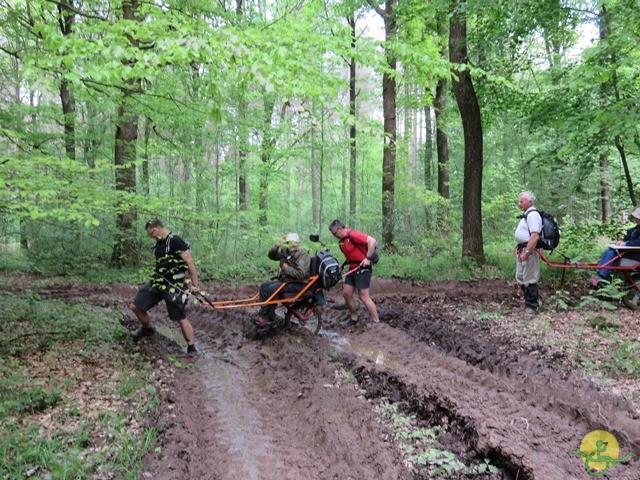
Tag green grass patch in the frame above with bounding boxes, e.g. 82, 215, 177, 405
0, 289, 158, 480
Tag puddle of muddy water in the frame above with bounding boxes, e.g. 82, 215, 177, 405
326, 330, 405, 371
199, 355, 274, 480
350, 342, 405, 370
153, 323, 281, 478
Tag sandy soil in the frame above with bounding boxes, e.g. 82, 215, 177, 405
90, 277, 640, 480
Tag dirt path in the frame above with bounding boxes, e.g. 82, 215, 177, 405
106, 278, 640, 480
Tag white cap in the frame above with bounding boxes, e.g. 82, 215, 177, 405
284, 233, 300, 243
631, 208, 640, 220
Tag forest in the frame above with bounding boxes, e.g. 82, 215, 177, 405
2, 2, 640, 479
1, 0, 638, 277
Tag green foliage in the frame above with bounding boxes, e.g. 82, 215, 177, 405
0, 0, 638, 279
167, 354, 195, 370
376, 399, 500, 477
0, 294, 123, 355
560, 221, 629, 260
601, 340, 640, 377
0, 289, 157, 480
0, 387, 62, 416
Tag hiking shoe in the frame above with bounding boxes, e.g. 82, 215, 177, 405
131, 327, 155, 340
524, 307, 538, 315
187, 344, 198, 354
343, 319, 359, 327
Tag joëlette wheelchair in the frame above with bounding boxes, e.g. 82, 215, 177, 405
538, 244, 640, 310
210, 272, 325, 334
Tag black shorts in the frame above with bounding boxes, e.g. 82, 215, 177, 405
344, 268, 372, 290
132, 282, 188, 321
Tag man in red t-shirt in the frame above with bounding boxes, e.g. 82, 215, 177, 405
328, 219, 380, 326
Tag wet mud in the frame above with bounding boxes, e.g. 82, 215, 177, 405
90, 279, 640, 478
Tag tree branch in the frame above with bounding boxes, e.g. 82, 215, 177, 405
366, 0, 386, 19
0, 45, 21, 59
45, 0, 110, 22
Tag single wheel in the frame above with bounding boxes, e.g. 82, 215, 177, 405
622, 289, 640, 310
285, 301, 322, 334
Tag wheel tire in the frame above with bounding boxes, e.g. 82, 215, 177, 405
285, 303, 322, 334
622, 289, 640, 310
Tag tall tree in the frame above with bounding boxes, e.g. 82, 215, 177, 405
57, 0, 76, 161
348, 14, 358, 221
434, 77, 449, 200
311, 117, 320, 225
598, 3, 636, 207
434, 13, 449, 201
111, 0, 141, 267
449, 0, 484, 263
368, 0, 398, 249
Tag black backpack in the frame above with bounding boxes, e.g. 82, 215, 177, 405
314, 250, 342, 289
525, 209, 560, 251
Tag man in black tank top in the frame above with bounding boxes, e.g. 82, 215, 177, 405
130, 219, 201, 354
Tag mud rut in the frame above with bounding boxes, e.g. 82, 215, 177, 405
99, 278, 640, 480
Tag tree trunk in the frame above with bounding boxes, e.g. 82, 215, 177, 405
599, 154, 611, 222
141, 117, 151, 195
111, 97, 139, 267
237, 86, 249, 212
348, 15, 357, 221
311, 122, 319, 225
449, 0, 485, 263
368, 0, 397, 250
434, 77, 449, 200
258, 97, 288, 226
111, 0, 140, 268
598, 4, 636, 207
57, 2, 76, 161
423, 104, 433, 192
615, 135, 637, 206
319, 111, 326, 231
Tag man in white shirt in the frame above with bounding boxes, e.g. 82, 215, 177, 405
515, 192, 542, 314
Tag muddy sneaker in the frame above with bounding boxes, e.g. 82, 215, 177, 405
131, 327, 155, 340
523, 307, 538, 315
187, 344, 198, 354
343, 319, 358, 327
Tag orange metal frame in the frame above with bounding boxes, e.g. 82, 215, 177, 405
211, 275, 320, 310
537, 247, 640, 291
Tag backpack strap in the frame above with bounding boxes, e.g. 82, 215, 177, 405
309, 255, 318, 276
523, 209, 542, 234
347, 230, 368, 257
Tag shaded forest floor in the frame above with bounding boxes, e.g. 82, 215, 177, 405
8, 275, 640, 479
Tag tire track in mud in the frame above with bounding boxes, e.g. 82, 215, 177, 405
337, 320, 640, 479
176, 309, 411, 480
198, 353, 277, 479
102, 280, 640, 479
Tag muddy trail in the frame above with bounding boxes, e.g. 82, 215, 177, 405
78, 278, 640, 479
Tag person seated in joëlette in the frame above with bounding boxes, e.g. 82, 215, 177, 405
589, 207, 640, 288
252, 233, 311, 327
